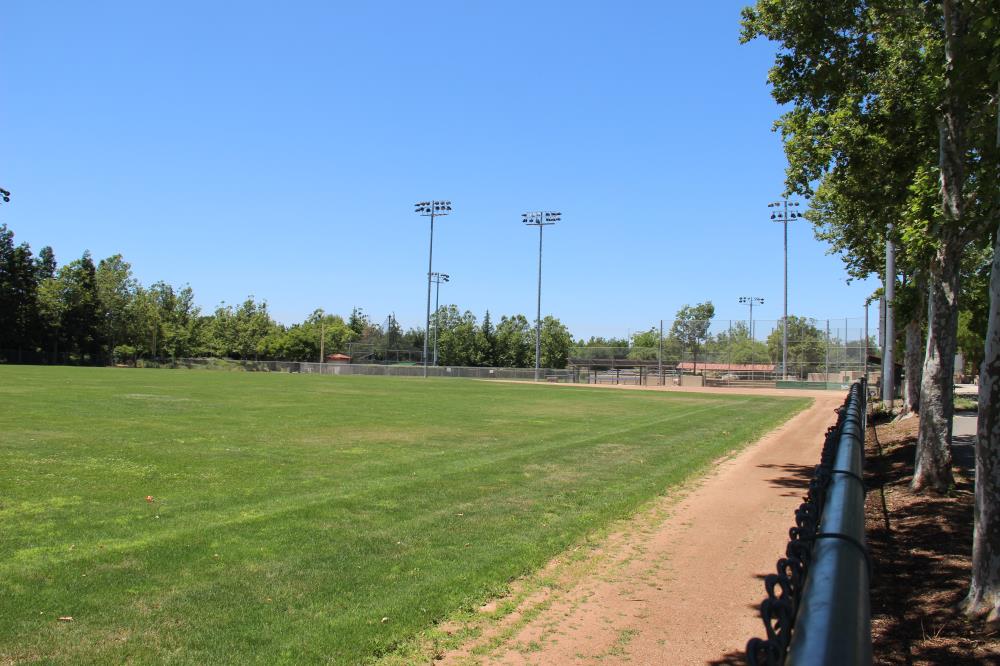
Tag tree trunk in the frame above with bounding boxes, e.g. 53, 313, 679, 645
913, 237, 961, 493
913, 0, 964, 494
904, 317, 923, 413
965, 221, 1000, 620
963, 72, 1000, 623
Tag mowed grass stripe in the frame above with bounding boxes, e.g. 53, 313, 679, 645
0, 367, 808, 664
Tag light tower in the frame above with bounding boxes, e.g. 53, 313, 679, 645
414, 200, 451, 377
430, 272, 450, 365
768, 199, 802, 379
739, 296, 765, 367
522, 211, 560, 381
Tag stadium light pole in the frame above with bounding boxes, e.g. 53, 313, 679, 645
739, 296, 765, 368
430, 272, 450, 365
523, 211, 560, 382
768, 199, 803, 379
415, 201, 451, 378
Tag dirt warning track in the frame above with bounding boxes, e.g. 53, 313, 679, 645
440, 388, 845, 665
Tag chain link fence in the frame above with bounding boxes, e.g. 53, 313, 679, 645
2, 316, 877, 389
572, 318, 875, 388
129, 357, 578, 382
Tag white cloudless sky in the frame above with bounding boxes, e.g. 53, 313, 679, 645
2, 1, 881, 339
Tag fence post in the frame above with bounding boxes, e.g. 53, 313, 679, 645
658, 319, 663, 381
825, 319, 830, 381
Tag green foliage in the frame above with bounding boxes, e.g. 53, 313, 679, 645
628, 327, 661, 360
495, 314, 533, 367
203, 297, 277, 360
348, 307, 369, 337
0, 222, 575, 369
475, 310, 498, 367
435, 305, 478, 366
263, 310, 356, 362
540, 315, 573, 368
765, 316, 826, 376
54, 252, 104, 358
742, 0, 943, 284
0, 225, 41, 354
710, 321, 770, 365
669, 302, 715, 366
572, 336, 631, 360
95, 254, 138, 354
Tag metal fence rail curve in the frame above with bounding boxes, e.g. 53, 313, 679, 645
746, 380, 871, 665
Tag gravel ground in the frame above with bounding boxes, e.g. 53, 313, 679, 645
438, 388, 845, 665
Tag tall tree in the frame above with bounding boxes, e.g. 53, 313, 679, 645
35, 246, 56, 280
435, 306, 478, 366
475, 310, 498, 367
95, 254, 138, 360
628, 327, 660, 361
669, 302, 715, 372
232, 297, 277, 360
495, 315, 533, 368
713, 321, 770, 367
742, 0, 997, 493
348, 307, 368, 338
5, 242, 39, 360
965, 0, 1000, 621
149, 282, 202, 359
913, 0, 983, 492
540, 316, 573, 369
765, 316, 826, 377
0, 224, 39, 359
56, 252, 105, 360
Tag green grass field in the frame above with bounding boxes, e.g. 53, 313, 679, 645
0, 366, 809, 664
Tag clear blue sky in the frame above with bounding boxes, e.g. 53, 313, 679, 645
2, 1, 879, 340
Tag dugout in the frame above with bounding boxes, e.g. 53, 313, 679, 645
567, 357, 677, 385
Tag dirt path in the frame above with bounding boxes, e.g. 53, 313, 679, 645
439, 389, 845, 665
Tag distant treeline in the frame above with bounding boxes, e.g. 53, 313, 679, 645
0, 223, 881, 373
0, 224, 579, 367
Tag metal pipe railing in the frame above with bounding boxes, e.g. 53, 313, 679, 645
747, 380, 871, 665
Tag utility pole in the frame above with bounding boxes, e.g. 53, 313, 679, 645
658, 319, 663, 384
414, 201, 451, 378
522, 211, 561, 381
768, 198, 803, 379
825, 319, 831, 380
883, 223, 896, 404
319, 321, 325, 364
430, 272, 450, 365
739, 296, 764, 367
864, 299, 871, 386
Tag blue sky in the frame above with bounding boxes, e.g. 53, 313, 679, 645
2, 1, 880, 339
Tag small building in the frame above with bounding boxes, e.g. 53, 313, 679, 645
325, 353, 351, 364
677, 362, 776, 379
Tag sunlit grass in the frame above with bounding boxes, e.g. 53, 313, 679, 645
0, 366, 808, 664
